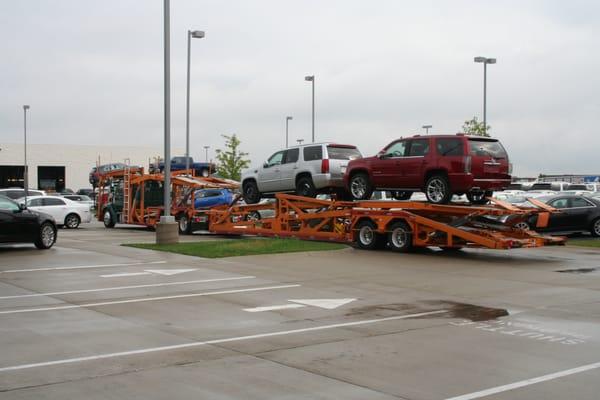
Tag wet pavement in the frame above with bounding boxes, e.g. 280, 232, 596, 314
0, 222, 599, 399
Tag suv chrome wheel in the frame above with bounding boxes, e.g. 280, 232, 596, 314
425, 175, 450, 204
350, 174, 371, 200
41, 224, 55, 247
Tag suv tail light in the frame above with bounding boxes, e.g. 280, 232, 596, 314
321, 159, 330, 174
464, 155, 472, 173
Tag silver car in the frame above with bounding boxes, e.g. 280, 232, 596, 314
241, 143, 362, 204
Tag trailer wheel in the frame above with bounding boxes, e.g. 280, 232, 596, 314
103, 208, 116, 228
178, 214, 192, 235
387, 220, 413, 252
355, 220, 384, 250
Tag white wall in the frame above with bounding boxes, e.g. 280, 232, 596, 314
0, 143, 182, 190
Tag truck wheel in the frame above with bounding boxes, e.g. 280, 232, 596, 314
103, 208, 116, 228
349, 173, 373, 200
425, 175, 451, 204
242, 181, 261, 204
296, 176, 317, 198
35, 222, 57, 249
178, 214, 192, 235
391, 191, 412, 201
387, 220, 413, 252
355, 220, 384, 250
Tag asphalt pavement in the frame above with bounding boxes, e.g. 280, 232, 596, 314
0, 222, 599, 399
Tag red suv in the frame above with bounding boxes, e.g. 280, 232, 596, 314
344, 134, 512, 204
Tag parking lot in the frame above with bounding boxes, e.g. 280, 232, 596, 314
0, 224, 598, 399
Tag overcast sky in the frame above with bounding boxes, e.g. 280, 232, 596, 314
1, 0, 599, 176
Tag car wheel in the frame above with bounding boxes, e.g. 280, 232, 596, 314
425, 175, 451, 204
245, 210, 262, 222
591, 218, 600, 237
514, 221, 530, 231
178, 214, 192, 235
467, 191, 491, 205
242, 181, 261, 204
200, 168, 210, 177
103, 208, 116, 228
355, 220, 384, 250
349, 173, 373, 200
391, 191, 412, 201
64, 213, 80, 229
35, 222, 57, 249
387, 220, 413, 252
296, 176, 317, 198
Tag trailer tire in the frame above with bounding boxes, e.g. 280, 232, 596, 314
103, 207, 116, 228
387, 220, 413, 252
178, 214, 192, 235
355, 220, 384, 250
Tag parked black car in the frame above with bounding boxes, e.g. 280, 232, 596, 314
516, 195, 600, 236
0, 195, 57, 249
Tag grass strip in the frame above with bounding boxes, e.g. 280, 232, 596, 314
567, 238, 600, 248
124, 238, 347, 258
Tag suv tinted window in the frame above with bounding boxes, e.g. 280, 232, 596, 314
469, 139, 507, 159
303, 146, 323, 161
436, 138, 464, 156
571, 198, 593, 208
407, 139, 430, 156
383, 141, 407, 157
326, 146, 361, 160
284, 148, 299, 163
43, 198, 65, 206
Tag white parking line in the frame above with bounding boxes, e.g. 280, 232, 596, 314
445, 361, 600, 400
0, 261, 167, 274
244, 304, 306, 312
100, 272, 151, 278
0, 276, 256, 300
0, 310, 447, 372
0, 284, 300, 315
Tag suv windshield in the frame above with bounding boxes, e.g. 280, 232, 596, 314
327, 146, 361, 160
468, 139, 507, 159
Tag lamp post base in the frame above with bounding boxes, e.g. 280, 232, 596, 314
156, 216, 179, 244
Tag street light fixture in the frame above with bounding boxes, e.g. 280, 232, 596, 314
296, 139, 304, 145
474, 56, 497, 136
422, 124, 432, 134
304, 75, 315, 143
23, 105, 30, 204
185, 29, 205, 175
285, 116, 293, 148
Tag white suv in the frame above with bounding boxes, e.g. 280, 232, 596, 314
241, 143, 362, 204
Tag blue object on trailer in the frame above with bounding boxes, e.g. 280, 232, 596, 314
194, 188, 233, 209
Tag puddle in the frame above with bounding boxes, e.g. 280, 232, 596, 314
555, 267, 598, 274
345, 300, 508, 322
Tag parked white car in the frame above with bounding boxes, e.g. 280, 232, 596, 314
17, 195, 93, 229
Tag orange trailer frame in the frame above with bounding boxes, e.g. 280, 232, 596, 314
208, 194, 566, 250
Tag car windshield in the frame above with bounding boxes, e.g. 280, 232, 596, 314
0, 196, 20, 211
326, 146, 361, 160
468, 139, 507, 159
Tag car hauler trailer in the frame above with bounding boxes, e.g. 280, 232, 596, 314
96, 166, 239, 233
208, 194, 566, 251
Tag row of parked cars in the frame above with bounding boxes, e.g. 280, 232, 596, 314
241, 134, 511, 205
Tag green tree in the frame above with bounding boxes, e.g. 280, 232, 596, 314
462, 116, 491, 137
215, 134, 250, 181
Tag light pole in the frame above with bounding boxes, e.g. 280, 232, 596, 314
474, 56, 496, 135
304, 75, 315, 143
285, 116, 293, 148
185, 29, 205, 175
203, 145, 210, 162
422, 124, 432, 134
23, 105, 30, 203
296, 139, 304, 145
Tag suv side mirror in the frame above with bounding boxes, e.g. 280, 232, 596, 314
263, 162, 269, 168
377, 152, 387, 159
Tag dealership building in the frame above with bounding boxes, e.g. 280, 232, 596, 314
0, 143, 181, 192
